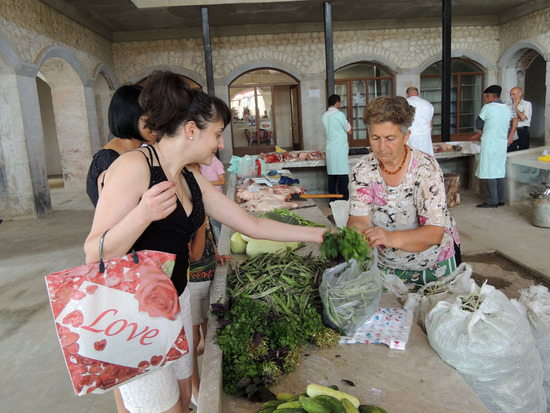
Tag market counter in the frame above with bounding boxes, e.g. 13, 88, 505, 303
197, 174, 489, 413
266, 144, 478, 194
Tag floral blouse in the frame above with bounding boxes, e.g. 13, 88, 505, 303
349, 148, 460, 271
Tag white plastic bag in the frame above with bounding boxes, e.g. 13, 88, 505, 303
320, 258, 382, 336
516, 286, 550, 412
426, 283, 546, 412
406, 263, 478, 332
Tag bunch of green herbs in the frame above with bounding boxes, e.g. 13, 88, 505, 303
320, 227, 372, 266
212, 250, 339, 400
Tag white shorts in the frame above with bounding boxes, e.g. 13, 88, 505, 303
187, 280, 212, 325
119, 288, 194, 412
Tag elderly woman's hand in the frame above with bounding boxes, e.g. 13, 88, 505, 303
363, 226, 396, 249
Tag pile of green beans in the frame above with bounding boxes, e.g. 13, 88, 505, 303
228, 249, 327, 318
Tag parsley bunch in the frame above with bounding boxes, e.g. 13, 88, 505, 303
320, 227, 372, 265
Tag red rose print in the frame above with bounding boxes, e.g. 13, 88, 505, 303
94, 339, 107, 351
134, 266, 179, 319
150, 355, 163, 366
62, 310, 84, 328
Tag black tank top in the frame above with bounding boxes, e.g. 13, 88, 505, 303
132, 145, 205, 295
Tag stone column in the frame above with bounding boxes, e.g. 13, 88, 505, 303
84, 84, 101, 155
16, 65, 51, 217
546, 60, 550, 145
300, 73, 326, 151
50, 84, 92, 189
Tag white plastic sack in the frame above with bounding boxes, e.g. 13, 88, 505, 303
320, 258, 382, 336
426, 283, 546, 413
516, 286, 550, 413
408, 263, 478, 332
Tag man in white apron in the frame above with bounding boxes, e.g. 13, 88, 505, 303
473, 85, 511, 208
406, 86, 435, 156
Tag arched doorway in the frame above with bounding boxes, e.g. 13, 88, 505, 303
335, 62, 395, 147
38, 57, 92, 189
421, 58, 485, 141
229, 68, 301, 156
36, 74, 63, 188
522, 53, 546, 147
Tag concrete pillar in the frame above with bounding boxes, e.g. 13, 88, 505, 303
50, 84, 92, 189
300, 73, 326, 151
15, 66, 51, 217
214, 79, 232, 164
546, 60, 550, 145
84, 85, 101, 155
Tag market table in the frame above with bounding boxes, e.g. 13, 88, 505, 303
196, 174, 489, 413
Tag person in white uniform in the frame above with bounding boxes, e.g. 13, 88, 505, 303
406, 86, 434, 156
508, 86, 532, 151
469, 85, 511, 208
322, 94, 352, 200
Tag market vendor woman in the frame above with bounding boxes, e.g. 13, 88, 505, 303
347, 96, 461, 286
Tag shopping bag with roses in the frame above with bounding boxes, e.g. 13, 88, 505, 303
45, 243, 188, 396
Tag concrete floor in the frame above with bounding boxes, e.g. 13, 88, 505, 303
1, 186, 550, 413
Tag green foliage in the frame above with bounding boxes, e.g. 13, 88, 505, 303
320, 228, 372, 265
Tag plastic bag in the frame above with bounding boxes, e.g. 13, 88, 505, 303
404, 263, 479, 332
515, 285, 550, 410
426, 283, 546, 412
45, 250, 189, 396
227, 155, 242, 173
320, 258, 382, 336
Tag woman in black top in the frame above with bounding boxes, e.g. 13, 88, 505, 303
86, 84, 156, 206
84, 71, 327, 413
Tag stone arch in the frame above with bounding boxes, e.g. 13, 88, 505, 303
126, 65, 205, 88
335, 55, 398, 75
92, 64, 118, 147
34, 46, 93, 189
499, 41, 548, 145
0, 35, 41, 218
224, 60, 302, 86
419, 50, 494, 74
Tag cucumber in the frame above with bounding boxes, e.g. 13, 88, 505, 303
276, 409, 308, 413
257, 407, 277, 413
277, 392, 297, 401
328, 385, 339, 391
314, 395, 345, 413
277, 401, 302, 409
264, 400, 285, 408
299, 395, 330, 413
341, 398, 359, 413
358, 405, 388, 413
306, 384, 360, 408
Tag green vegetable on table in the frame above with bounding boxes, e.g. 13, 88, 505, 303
260, 208, 325, 227
213, 250, 340, 400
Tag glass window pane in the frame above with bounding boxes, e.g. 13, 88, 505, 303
352, 80, 367, 141
420, 77, 441, 134
230, 87, 256, 149
258, 86, 274, 148
458, 74, 483, 134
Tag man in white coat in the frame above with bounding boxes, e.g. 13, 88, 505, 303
406, 86, 434, 156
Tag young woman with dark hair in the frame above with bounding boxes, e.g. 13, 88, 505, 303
84, 70, 327, 412
86, 84, 156, 206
